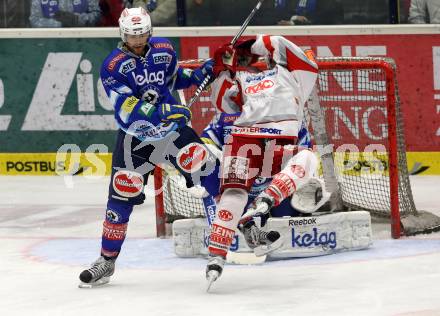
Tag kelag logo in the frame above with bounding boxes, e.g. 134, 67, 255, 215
291, 227, 337, 249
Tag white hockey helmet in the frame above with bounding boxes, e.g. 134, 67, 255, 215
118, 7, 152, 42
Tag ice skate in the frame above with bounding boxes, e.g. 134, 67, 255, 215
206, 255, 225, 292
240, 192, 275, 224
78, 256, 115, 288
240, 221, 283, 257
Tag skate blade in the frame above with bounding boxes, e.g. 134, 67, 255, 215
226, 251, 266, 265
78, 277, 110, 289
206, 272, 219, 292
253, 238, 284, 257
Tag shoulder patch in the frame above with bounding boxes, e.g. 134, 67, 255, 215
107, 52, 126, 71
138, 102, 155, 117
153, 42, 173, 50
121, 96, 138, 113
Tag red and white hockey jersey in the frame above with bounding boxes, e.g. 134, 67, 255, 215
210, 35, 318, 140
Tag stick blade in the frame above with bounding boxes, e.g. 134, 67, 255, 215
226, 251, 267, 265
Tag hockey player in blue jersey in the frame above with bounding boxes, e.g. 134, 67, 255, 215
78, 7, 217, 287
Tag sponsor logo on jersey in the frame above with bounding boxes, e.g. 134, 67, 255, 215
132, 120, 175, 140
233, 126, 282, 135
118, 58, 136, 75
244, 70, 276, 83
291, 227, 337, 249
138, 102, 155, 117
112, 170, 144, 198
288, 218, 317, 226
218, 209, 233, 221
106, 209, 121, 223
223, 115, 240, 123
153, 42, 173, 50
210, 224, 235, 246
121, 96, 138, 113
152, 52, 172, 64
131, 69, 165, 85
141, 87, 160, 104
268, 175, 294, 201
107, 53, 126, 71
176, 143, 208, 173
103, 221, 128, 240
204, 228, 238, 251
223, 156, 249, 185
102, 76, 117, 86
222, 127, 233, 138
245, 79, 275, 94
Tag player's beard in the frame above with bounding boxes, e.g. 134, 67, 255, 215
129, 44, 147, 56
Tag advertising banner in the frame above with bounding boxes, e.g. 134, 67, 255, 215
180, 34, 440, 152
0, 37, 180, 153
0, 32, 438, 174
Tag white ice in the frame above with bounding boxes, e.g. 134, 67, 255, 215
1, 175, 440, 316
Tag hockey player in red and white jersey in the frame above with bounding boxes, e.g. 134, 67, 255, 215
206, 34, 320, 288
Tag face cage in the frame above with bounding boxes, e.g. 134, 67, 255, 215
121, 28, 152, 43
236, 53, 259, 67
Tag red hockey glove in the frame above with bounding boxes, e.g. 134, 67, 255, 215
213, 44, 236, 76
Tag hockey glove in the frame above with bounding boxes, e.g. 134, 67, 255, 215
213, 44, 235, 76
191, 59, 215, 85
158, 103, 192, 128
54, 11, 79, 27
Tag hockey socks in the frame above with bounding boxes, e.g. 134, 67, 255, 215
101, 200, 133, 258
207, 188, 248, 257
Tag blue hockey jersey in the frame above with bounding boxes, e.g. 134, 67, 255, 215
100, 37, 204, 140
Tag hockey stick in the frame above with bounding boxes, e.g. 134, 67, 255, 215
139, 0, 265, 142
187, 0, 265, 108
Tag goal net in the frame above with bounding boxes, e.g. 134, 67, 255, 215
154, 57, 440, 239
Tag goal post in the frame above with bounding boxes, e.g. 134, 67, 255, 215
154, 56, 440, 239
314, 57, 404, 238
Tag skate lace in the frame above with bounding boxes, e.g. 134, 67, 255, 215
248, 225, 261, 246
258, 230, 269, 241
89, 259, 111, 278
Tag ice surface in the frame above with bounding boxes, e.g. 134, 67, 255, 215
1, 175, 440, 316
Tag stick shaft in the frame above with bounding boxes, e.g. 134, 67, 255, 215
187, 0, 265, 108
230, 0, 265, 46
